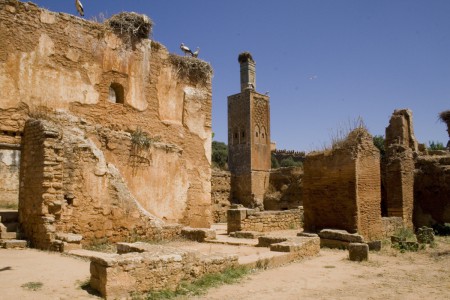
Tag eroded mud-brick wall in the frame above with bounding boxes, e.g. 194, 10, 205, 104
211, 169, 231, 223
0, 0, 213, 229
303, 129, 382, 241
264, 167, 303, 210
19, 120, 64, 249
414, 154, 450, 227
20, 118, 181, 248
384, 109, 417, 228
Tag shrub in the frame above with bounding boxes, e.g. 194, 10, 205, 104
280, 156, 302, 168
212, 141, 228, 169
271, 154, 280, 169
428, 141, 446, 150
373, 135, 386, 158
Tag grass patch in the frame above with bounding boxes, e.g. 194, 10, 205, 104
138, 266, 250, 299
21, 281, 43, 291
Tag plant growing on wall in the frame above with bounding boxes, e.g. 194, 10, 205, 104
129, 128, 160, 171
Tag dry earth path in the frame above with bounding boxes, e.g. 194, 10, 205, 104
1, 237, 449, 300
194, 238, 450, 300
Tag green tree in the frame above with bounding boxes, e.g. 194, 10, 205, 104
271, 154, 280, 169
373, 135, 386, 158
428, 141, 446, 150
280, 156, 302, 168
212, 141, 228, 169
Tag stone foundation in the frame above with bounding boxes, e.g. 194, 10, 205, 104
90, 242, 238, 299
227, 205, 302, 234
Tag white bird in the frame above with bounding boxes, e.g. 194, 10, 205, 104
192, 47, 200, 58
75, 0, 84, 17
180, 43, 193, 56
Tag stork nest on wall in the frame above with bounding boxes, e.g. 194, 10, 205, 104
105, 12, 153, 44
169, 55, 213, 86
439, 110, 450, 124
238, 52, 254, 64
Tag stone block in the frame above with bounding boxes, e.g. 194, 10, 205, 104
320, 238, 349, 250
257, 236, 288, 247
55, 232, 83, 243
3, 239, 27, 249
181, 227, 216, 242
297, 232, 319, 238
348, 243, 369, 261
0, 231, 17, 239
319, 229, 364, 243
232, 231, 264, 239
227, 208, 247, 221
270, 237, 320, 258
367, 240, 382, 251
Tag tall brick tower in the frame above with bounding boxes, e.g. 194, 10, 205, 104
228, 52, 271, 210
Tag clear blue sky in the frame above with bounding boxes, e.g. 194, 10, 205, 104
32, 1, 450, 151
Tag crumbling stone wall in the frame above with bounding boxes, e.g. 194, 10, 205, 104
90, 243, 238, 299
19, 118, 181, 249
414, 154, 450, 227
211, 169, 231, 223
384, 109, 417, 228
227, 206, 302, 233
264, 167, 303, 210
302, 129, 382, 241
0, 1, 212, 230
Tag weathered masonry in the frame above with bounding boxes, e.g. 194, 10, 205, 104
302, 128, 383, 241
228, 52, 271, 210
0, 0, 213, 248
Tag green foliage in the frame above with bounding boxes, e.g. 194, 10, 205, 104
140, 266, 249, 299
372, 135, 386, 158
394, 227, 416, 241
391, 227, 419, 252
428, 141, 446, 150
271, 154, 280, 169
130, 128, 160, 151
280, 156, 302, 168
212, 141, 228, 169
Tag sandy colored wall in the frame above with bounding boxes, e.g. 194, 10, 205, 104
264, 167, 303, 210
0, 149, 20, 209
0, 0, 212, 228
414, 154, 450, 227
303, 129, 382, 241
303, 150, 358, 233
19, 118, 181, 248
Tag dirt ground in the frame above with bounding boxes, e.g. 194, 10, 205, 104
1, 237, 449, 300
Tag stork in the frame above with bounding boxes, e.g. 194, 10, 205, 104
192, 47, 200, 58
75, 0, 84, 17
180, 43, 193, 56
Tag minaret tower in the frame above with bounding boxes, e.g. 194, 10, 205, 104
227, 52, 271, 210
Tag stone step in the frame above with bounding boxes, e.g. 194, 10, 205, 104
0, 231, 17, 239
1, 239, 27, 249
269, 236, 320, 259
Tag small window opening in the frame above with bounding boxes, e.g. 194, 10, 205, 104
109, 83, 125, 104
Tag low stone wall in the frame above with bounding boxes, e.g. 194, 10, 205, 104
90, 242, 238, 299
227, 205, 302, 233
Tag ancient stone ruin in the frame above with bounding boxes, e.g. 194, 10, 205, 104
302, 127, 383, 241
0, 0, 213, 248
2, 0, 450, 298
384, 109, 417, 228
